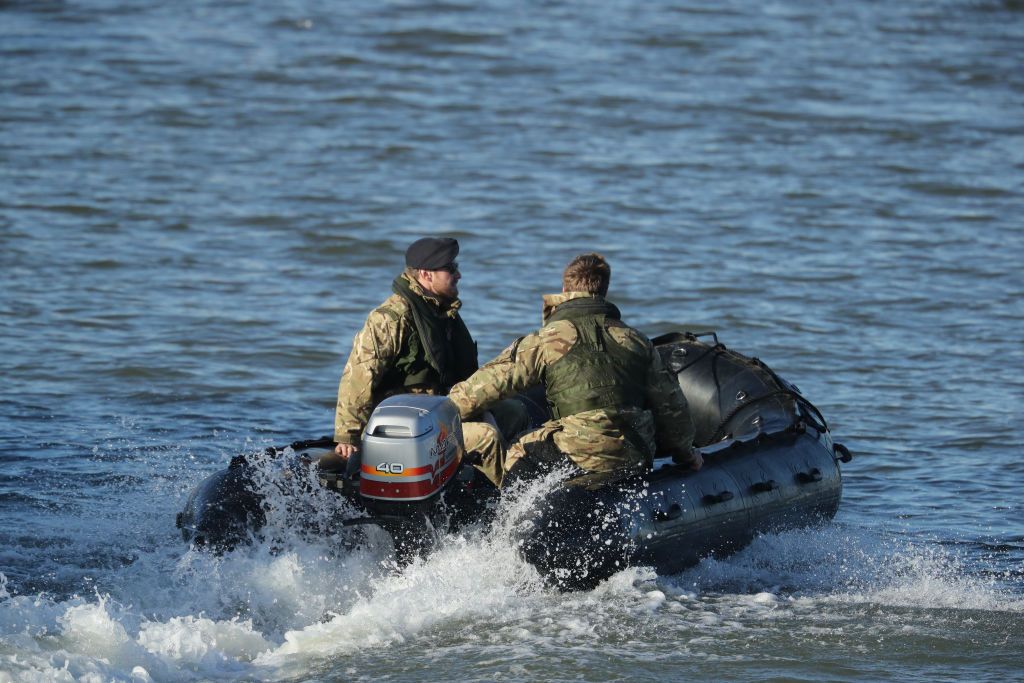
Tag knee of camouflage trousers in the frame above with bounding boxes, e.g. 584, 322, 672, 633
501, 424, 559, 485
488, 398, 533, 443
501, 425, 584, 490
461, 421, 505, 488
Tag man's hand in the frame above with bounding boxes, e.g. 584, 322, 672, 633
671, 446, 703, 470
334, 443, 359, 459
688, 447, 703, 471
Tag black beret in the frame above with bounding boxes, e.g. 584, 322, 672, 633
405, 237, 459, 270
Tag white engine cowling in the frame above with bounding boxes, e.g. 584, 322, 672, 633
359, 394, 465, 501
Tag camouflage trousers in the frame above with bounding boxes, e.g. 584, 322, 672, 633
462, 398, 532, 487
467, 410, 651, 489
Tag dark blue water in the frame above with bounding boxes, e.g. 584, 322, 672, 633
2, 0, 1023, 680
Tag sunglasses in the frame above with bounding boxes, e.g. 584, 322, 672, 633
438, 262, 459, 274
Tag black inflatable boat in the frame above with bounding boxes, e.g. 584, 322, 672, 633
177, 332, 851, 590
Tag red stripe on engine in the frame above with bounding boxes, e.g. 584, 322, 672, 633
359, 455, 461, 500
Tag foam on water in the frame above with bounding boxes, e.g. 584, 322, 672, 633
3, 0, 1023, 677
1, 448, 1021, 681
672, 525, 1024, 614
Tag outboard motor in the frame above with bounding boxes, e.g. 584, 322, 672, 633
355, 394, 466, 518
178, 395, 474, 557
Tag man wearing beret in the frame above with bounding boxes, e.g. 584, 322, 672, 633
333, 237, 528, 486
447, 252, 701, 487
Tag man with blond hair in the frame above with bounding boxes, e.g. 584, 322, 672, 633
448, 253, 701, 487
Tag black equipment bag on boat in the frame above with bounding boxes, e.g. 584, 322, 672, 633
653, 332, 825, 447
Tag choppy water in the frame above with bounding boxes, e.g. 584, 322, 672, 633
2, 0, 1023, 680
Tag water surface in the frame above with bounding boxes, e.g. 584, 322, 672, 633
1, 0, 1022, 680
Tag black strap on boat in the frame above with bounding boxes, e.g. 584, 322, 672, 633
653, 332, 724, 376
707, 383, 829, 443
708, 388, 799, 443
266, 435, 336, 456
650, 330, 719, 347
748, 357, 829, 433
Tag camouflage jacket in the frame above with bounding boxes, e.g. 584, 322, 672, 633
448, 292, 697, 471
334, 273, 472, 445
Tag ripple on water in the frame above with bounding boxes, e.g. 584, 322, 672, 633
1, 0, 1022, 679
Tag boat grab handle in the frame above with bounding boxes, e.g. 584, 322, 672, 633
654, 503, 683, 522
796, 468, 823, 484
750, 479, 778, 493
702, 490, 735, 506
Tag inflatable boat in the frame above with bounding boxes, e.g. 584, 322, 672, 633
177, 332, 851, 590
